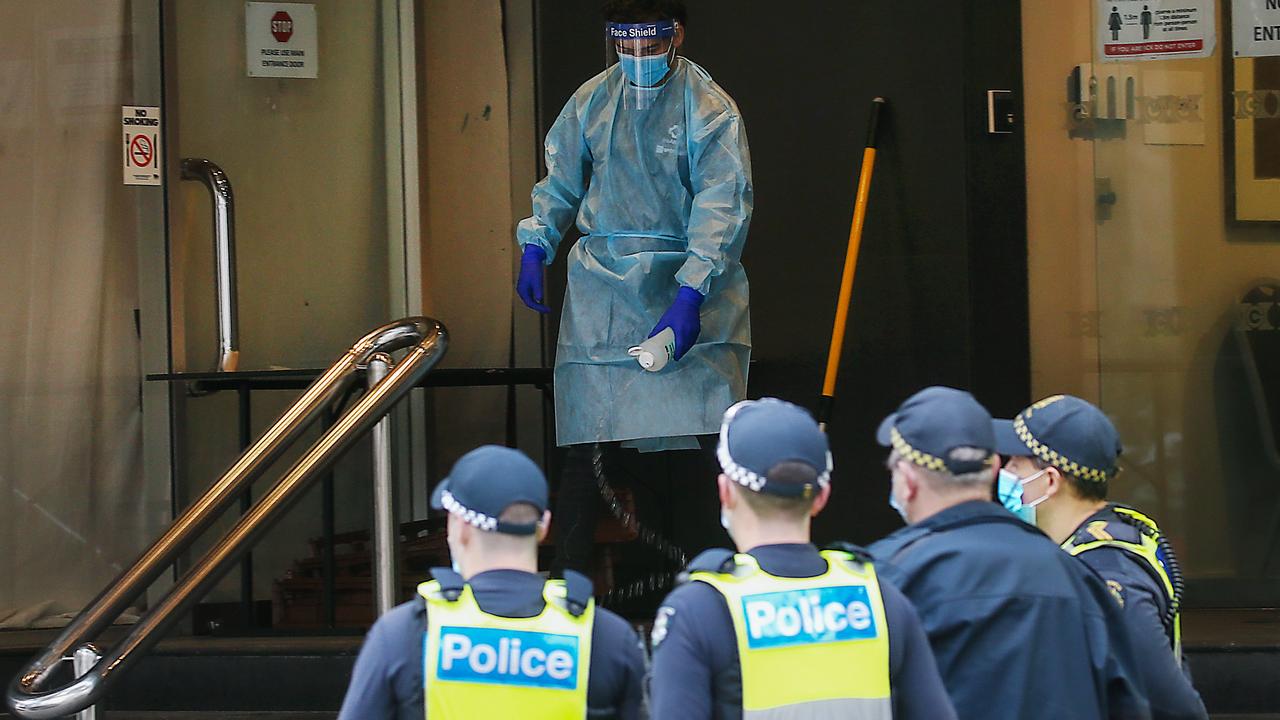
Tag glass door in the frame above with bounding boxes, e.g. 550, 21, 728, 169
163, 0, 421, 632
0, 2, 171, 629
1090, 1, 1280, 602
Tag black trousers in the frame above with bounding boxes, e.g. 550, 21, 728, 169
551, 436, 729, 579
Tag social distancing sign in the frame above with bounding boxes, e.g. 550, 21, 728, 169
122, 105, 161, 186
1097, 0, 1217, 61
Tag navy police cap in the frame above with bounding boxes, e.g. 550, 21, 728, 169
717, 398, 833, 499
430, 445, 548, 535
876, 386, 996, 474
992, 395, 1121, 484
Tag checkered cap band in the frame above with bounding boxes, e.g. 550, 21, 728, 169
717, 400, 832, 494
439, 489, 499, 532
1015, 395, 1112, 484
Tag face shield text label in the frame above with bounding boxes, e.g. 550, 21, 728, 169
741, 585, 878, 650
606, 21, 675, 40
435, 626, 579, 690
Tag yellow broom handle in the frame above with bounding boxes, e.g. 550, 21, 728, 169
818, 98, 885, 428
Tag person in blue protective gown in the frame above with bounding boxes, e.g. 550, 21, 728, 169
515, 0, 752, 579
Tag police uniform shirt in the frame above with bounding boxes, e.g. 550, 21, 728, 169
337, 569, 645, 720
868, 500, 1150, 720
648, 543, 956, 720
1070, 506, 1207, 720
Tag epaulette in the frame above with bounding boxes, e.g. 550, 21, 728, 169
562, 570, 594, 617
1071, 515, 1143, 547
823, 541, 874, 564
677, 548, 737, 584
428, 567, 465, 601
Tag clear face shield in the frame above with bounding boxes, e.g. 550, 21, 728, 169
606, 20, 679, 110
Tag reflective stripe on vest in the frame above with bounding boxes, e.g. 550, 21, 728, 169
1061, 507, 1182, 660
419, 579, 593, 719
691, 550, 893, 720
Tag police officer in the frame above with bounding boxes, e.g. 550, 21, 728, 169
649, 398, 957, 719
993, 395, 1207, 719
868, 387, 1150, 720
337, 446, 645, 719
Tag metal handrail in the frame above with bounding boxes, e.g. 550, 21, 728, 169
180, 158, 240, 373
6, 317, 448, 719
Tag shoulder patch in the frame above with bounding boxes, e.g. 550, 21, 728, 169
1086, 521, 1115, 542
1106, 579, 1126, 608
651, 606, 675, 648
1073, 518, 1142, 547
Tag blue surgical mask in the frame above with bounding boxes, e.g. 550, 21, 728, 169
619, 51, 671, 87
997, 467, 1048, 525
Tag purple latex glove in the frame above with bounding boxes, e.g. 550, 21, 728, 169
517, 245, 550, 313
648, 286, 704, 361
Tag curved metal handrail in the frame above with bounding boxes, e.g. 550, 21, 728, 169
6, 317, 448, 719
180, 158, 240, 373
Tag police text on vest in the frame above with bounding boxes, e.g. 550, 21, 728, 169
435, 626, 580, 690
740, 585, 879, 650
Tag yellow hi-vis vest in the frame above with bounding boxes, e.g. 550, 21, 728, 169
691, 550, 893, 720
1061, 505, 1183, 661
419, 578, 594, 719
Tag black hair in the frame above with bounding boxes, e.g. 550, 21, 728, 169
603, 0, 687, 25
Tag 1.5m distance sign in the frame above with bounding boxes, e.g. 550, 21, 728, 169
1097, 0, 1218, 61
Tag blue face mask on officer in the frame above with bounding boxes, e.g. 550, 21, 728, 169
996, 466, 1049, 524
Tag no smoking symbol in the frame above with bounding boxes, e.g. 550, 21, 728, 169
129, 135, 154, 167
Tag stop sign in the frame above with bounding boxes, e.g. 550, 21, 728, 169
270, 11, 293, 43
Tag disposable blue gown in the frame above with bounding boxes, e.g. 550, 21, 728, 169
517, 58, 753, 449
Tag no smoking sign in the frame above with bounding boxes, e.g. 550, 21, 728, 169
122, 105, 162, 186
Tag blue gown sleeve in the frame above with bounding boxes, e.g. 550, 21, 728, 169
516, 95, 591, 264
675, 106, 753, 296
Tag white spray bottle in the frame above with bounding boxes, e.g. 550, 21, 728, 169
628, 327, 675, 372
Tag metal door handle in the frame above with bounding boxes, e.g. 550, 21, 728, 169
180, 158, 240, 372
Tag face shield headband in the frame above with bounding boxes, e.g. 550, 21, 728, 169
607, 20, 678, 94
